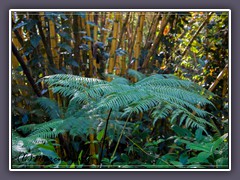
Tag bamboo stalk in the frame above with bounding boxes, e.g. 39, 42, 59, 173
142, 13, 171, 69
133, 13, 145, 70
39, 12, 48, 77
128, 13, 139, 67
49, 18, 62, 106
49, 20, 59, 69
117, 12, 130, 49
222, 75, 228, 97
86, 13, 94, 77
88, 133, 97, 165
107, 13, 119, 81
208, 64, 228, 92
145, 13, 156, 46
79, 16, 86, 77
73, 15, 81, 75
93, 12, 98, 75
12, 42, 42, 97
121, 33, 127, 76
12, 17, 31, 103
103, 12, 113, 45
35, 16, 55, 67
100, 12, 106, 43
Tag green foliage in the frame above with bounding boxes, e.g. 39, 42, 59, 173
35, 97, 62, 119
11, 11, 229, 169
40, 71, 215, 133
14, 70, 220, 168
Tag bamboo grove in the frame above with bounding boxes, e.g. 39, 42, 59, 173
11, 11, 229, 169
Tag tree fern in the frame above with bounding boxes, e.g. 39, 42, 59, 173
38, 71, 216, 133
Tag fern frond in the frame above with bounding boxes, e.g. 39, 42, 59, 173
127, 69, 146, 81
37, 73, 217, 133
152, 103, 174, 125
16, 124, 36, 135
43, 74, 107, 87
99, 88, 145, 110
65, 98, 82, 117
51, 86, 79, 98
149, 86, 215, 107
124, 95, 158, 114
28, 119, 64, 138
35, 97, 62, 119
104, 74, 130, 85
136, 77, 193, 89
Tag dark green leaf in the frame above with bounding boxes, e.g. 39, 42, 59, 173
170, 161, 183, 167
211, 133, 228, 153
82, 35, 93, 42
120, 153, 129, 163
195, 128, 203, 142
172, 125, 192, 137
59, 31, 74, 41
30, 34, 41, 48
26, 19, 38, 30
179, 152, 189, 165
65, 57, 79, 67
58, 42, 72, 53
22, 114, 28, 124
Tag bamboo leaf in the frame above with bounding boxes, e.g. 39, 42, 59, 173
30, 34, 41, 48
58, 42, 72, 53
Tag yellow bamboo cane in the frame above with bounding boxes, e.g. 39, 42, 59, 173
107, 13, 119, 81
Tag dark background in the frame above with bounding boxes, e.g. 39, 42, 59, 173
1, 0, 239, 179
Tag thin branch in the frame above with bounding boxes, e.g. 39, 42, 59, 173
12, 19, 31, 61
181, 12, 213, 58
99, 108, 112, 167
208, 64, 228, 92
144, 13, 161, 50
12, 42, 42, 97
111, 112, 132, 160
12, 19, 24, 47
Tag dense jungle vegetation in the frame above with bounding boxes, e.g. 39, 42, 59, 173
11, 11, 229, 169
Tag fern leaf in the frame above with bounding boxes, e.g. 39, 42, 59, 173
127, 69, 146, 81
36, 97, 62, 119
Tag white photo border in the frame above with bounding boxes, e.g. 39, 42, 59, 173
9, 9, 231, 171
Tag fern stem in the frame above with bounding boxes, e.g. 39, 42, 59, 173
99, 108, 112, 167
124, 134, 157, 159
110, 112, 132, 160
